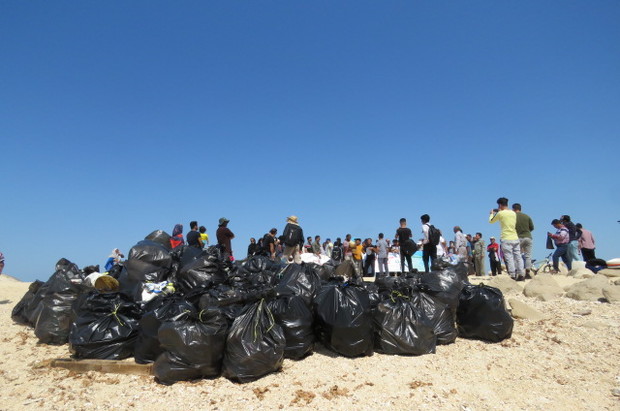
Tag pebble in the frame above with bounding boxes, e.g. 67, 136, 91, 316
574, 309, 592, 316
612, 388, 620, 397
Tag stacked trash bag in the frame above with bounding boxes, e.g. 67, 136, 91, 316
11, 229, 514, 385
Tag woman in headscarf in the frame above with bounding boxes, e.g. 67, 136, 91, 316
104, 248, 124, 271
170, 224, 184, 249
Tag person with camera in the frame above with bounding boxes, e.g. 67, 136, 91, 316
489, 197, 525, 280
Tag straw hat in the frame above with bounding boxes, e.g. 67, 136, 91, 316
286, 215, 298, 223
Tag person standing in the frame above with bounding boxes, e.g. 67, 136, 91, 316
170, 224, 184, 249
247, 238, 259, 257
376, 233, 389, 278
187, 221, 203, 249
473, 233, 486, 276
0, 252, 4, 275
199, 226, 210, 247
331, 238, 344, 262
436, 231, 447, 259
312, 235, 322, 256
453, 226, 468, 265
104, 248, 124, 271
323, 238, 333, 257
560, 215, 579, 266
282, 215, 304, 264
216, 217, 235, 261
363, 238, 377, 277
487, 237, 502, 276
489, 197, 525, 280
351, 238, 364, 277
420, 214, 437, 273
396, 218, 414, 274
262, 228, 278, 260
576, 223, 596, 261
512, 203, 535, 278
343, 234, 353, 262
548, 219, 571, 272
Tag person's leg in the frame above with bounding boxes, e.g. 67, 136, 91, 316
501, 240, 516, 278
400, 252, 406, 274
512, 241, 524, 278
293, 247, 302, 264
406, 255, 413, 272
422, 244, 430, 272
475, 257, 485, 276
490, 259, 497, 276
520, 238, 533, 271
382, 258, 389, 276
430, 244, 437, 269
582, 248, 595, 261
559, 246, 570, 270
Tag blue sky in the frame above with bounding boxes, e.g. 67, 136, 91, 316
2, 1, 619, 281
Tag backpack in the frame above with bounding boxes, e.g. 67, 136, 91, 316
428, 224, 441, 246
283, 224, 302, 247
331, 245, 343, 261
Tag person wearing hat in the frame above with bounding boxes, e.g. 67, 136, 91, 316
282, 215, 304, 264
216, 217, 235, 261
487, 237, 502, 276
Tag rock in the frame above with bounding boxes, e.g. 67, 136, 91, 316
574, 309, 592, 316
484, 275, 523, 295
602, 285, 620, 303
523, 274, 564, 301
612, 388, 620, 397
508, 299, 546, 321
582, 321, 606, 330
567, 265, 595, 279
613, 279, 620, 286
565, 275, 609, 301
599, 268, 620, 278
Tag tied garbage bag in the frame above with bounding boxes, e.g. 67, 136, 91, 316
11, 280, 44, 325
373, 291, 436, 355
124, 239, 174, 284
268, 295, 314, 360
313, 280, 373, 357
154, 307, 229, 385
69, 291, 142, 359
418, 260, 469, 309
456, 284, 513, 343
222, 299, 285, 383
145, 229, 172, 250
176, 249, 227, 294
410, 290, 457, 345
274, 263, 322, 306
134, 295, 195, 364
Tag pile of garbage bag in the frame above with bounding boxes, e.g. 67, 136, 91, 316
12, 229, 515, 385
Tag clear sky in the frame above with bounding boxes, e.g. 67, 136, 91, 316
2, 1, 619, 282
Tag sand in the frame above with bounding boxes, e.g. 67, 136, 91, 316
1, 272, 619, 411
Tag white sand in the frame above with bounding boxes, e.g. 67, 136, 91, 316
1, 273, 619, 410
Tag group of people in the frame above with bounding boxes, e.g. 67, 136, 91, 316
169, 218, 235, 261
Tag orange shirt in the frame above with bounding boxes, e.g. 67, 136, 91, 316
352, 244, 363, 260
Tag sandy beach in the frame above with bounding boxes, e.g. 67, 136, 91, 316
1, 272, 619, 411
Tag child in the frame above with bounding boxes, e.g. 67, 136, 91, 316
199, 226, 209, 247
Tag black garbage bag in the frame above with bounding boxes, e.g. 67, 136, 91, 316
34, 259, 87, 344
176, 251, 227, 294
313, 280, 373, 357
373, 292, 436, 355
69, 291, 142, 359
334, 259, 356, 279
197, 284, 275, 324
268, 295, 314, 360
11, 280, 44, 326
153, 307, 229, 385
418, 260, 469, 309
456, 284, 513, 342
222, 299, 285, 383
410, 290, 457, 345
125, 240, 173, 283
145, 229, 172, 250
134, 295, 195, 364
274, 263, 321, 306
364, 282, 382, 310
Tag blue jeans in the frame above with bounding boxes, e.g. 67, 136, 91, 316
501, 239, 524, 278
553, 244, 571, 271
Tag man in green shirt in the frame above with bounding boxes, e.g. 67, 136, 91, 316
512, 203, 535, 278
489, 197, 525, 280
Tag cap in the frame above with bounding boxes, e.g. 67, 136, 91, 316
218, 217, 230, 226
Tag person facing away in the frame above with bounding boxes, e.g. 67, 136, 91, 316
420, 214, 437, 273
489, 197, 525, 281
453, 226, 468, 264
473, 233, 487, 277
170, 224, 184, 249
104, 248, 124, 272
199, 226, 209, 247
282, 215, 304, 264
376, 233, 389, 278
247, 237, 259, 257
560, 215, 579, 267
512, 203, 535, 278
216, 217, 235, 260
262, 228, 278, 260
396, 218, 414, 274
576, 223, 596, 261
186, 221, 203, 249
363, 238, 377, 277
548, 219, 571, 272
487, 237, 502, 276
331, 238, 344, 262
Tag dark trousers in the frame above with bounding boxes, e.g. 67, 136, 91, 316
582, 248, 596, 262
400, 252, 413, 273
490, 258, 502, 276
364, 257, 376, 276
422, 243, 437, 272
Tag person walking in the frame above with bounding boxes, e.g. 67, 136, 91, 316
487, 237, 502, 276
473, 233, 486, 276
548, 219, 571, 272
489, 197, 525, 280
576, 223, 596, 261
282, 215, 304, 264
376, 233, 389, 278
512, 203, 535, 278
396, 218, 415, 274
420, 214, 438, 273
216, 217, 235, 261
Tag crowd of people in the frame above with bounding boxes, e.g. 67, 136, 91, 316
98, 199, 598, 281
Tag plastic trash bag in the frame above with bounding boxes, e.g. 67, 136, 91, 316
313, 280, 373, 357
274, 263, 321, 306
134, 295, 195, 364
176, 250, 227, 294
373, 292, 436, 355
145, 229, 172, 250
410, 290, 457, 345
11, 280, 44, 325
125, 240, 174, 284
456, 284, 513, 342
153, 307, 229, 385
418, 260, 469, 309
69, 291, 142, 359
222, 299, 285, 383
268, 295, 314, 360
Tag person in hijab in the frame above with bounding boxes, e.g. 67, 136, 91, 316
170, 224, 184, 249
104, 248, 124, 271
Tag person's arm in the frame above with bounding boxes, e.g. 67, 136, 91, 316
489, 210, 498, 223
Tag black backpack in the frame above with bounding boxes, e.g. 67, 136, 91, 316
283, 224, 302, 247
428, 224, 441, 246
331, 245, 343, 261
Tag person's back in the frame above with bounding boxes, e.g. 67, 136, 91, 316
490, 209, 518, 240
187, 221, 202, 249
396, 218, 414, 273
515, 212, 534, 239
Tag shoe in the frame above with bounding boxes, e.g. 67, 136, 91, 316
516, 276, 525, 282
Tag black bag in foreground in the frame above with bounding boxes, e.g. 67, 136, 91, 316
268, 295, 314, 360
313, 281, 373, 357
456, 284, 513, 343
222, 299, 285, 383
410, 290, 457, 345
373, 292, 436, 356
11, 280, 44, 325
69, 292, 142, 359
154, 307, 229, 385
